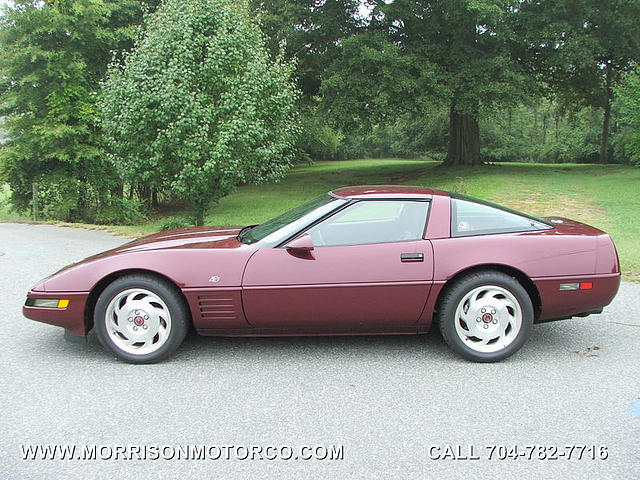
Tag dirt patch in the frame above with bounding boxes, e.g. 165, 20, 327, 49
494, 192, 608, 226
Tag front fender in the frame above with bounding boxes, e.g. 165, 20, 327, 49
41, 247, 258, 293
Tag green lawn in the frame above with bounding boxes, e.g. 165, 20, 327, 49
2, 158, 639, 280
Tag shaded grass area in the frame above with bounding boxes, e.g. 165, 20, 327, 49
0, 183, 30, 223
1, 159, 638, 280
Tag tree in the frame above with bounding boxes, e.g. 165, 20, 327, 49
384, 1, 533, 166
322, 1, 529, 166
615, 65, 640, 165
99, 0, 299, 226
0, 0, 159, 221
519, 0, 640, 164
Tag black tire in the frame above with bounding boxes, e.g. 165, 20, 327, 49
94, 274, 190, 364
438, 271, 533, 362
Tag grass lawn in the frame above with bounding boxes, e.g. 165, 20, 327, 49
2, 158, 639, 280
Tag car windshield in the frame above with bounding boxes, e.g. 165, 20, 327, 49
239, 194, 345, 245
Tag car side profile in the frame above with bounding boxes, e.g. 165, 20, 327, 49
23, 186, 621, 363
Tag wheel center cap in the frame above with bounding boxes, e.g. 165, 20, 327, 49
482, 313, 493, 323
133, 316, 145, 326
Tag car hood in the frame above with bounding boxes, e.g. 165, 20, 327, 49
81, 226, 247, 265
113, 226, 245, 253
32, 226, 248, 291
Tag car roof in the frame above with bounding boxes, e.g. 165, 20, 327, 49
330, 185, 450, 200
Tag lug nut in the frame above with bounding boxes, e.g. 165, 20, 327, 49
481, 308, 486, 313
133, 326, 138, 331
483, 324, 489, 329
135, 310, 139, 315
143, 325, 148, 330
144, 315, 149, 320
476, 317, 481, 322
128, 317, 133, 322
492, 319, 498, 324
491, 309, 496, 314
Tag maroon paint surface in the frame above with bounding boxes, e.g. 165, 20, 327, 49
243, 240, 433, 331
23, 186, 621, 337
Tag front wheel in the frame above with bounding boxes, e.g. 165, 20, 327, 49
94, 274, 189, 364
438, 271, 533, 362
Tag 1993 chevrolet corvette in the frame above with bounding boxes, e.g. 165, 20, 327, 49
24, 186, 620, 363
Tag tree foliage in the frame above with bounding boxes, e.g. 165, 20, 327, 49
518, 0, 640, 163
99, 0, 300, 225
251, 0, 361, 98
0, 0, 158, 222
615, 65, 640, 165
320, 30, 440, 134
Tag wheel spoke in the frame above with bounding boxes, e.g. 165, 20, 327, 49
491, 297, 514, 311
112, 323, 128, 337
113, 303, 125, 320
123, 291, 137, 309
466, 293, 482, 313
485, 288, 506, 301
459, 307, 473, 325
457, 324, 474, 339
122, 336, 141, 347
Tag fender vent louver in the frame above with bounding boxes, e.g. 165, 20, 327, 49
197, 293, 238, 321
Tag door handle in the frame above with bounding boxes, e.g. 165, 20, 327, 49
400, 253, 424, 262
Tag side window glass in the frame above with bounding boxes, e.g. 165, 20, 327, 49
452, 198, 549, 237
307, 201, 429, 247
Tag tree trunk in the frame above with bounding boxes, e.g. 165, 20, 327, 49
443, 105, 482, 166
138, 184, 150, 203
111, 184, 124, 199
600, 62, 613, 164
193, 200, 206, 226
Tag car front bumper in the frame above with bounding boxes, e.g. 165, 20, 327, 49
23, 290, 90, 336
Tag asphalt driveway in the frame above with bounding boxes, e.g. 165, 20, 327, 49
0, 222, 638, 479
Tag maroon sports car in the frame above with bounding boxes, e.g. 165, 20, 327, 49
24, 186, 620, 363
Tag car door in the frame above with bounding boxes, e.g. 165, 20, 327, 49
241, 200, 433, 333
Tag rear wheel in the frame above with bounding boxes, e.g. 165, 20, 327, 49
438, 271, 533, 362
94, 274, 189, 364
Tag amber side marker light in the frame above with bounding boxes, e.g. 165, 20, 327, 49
25, 298, 70, 308
559, 282, 593, 291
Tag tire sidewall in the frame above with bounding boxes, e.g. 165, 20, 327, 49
94, 275, 189, 364
439, 272, 534, 362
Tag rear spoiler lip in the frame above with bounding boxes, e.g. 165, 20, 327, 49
543, 216, 607, 236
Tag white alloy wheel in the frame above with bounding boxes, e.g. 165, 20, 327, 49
453, 285, 522, 353
105, 288, 172, 355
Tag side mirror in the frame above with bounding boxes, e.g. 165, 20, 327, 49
286, 233, 314, 253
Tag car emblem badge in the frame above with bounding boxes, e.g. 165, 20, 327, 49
209, 275, 221, 283
482, 313, 493, 323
